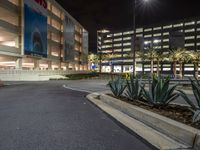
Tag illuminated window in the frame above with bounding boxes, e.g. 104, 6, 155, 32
185, 43, 195, 47
153, 27, 162, 30
102, 45, 112, 48
0, 7, 19, 26
163, 25, 172, 29
51, 5, 61, 18
163, 39, 169, 42
154, 46, 161, 49
114, 49, 122, 52
51, 33, 61, 43
185, 29, 195, 33
114, 33, 122, 36
104, 40, 112, 43
123, 48, 131, 52
107, 34, 112, 38
123, 31, 134, 35
144, 35, 152, 38
123, 37, 131, 40
114, 43, 122, 47
153, 33, 161, 37
163, 45, 169, 48
185, 21, 195, 26
185, 36, 195, 40
136, 28, 143, 33
51, 19, 61, 31
173, 23, 183, 27
144, 28, 152, 32
0, 30, 19, 48
123, 43, 131, 46
114, 38, 122, 42
163, 32, 169, 35
136, 34, 143, 37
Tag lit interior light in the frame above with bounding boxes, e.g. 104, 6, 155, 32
51, 52, 59, 57
153, 39, 160, 43
40, 64, 48, 68
22, 63, 34, 67
0, 61, 16, 66
1, 41, 16, 47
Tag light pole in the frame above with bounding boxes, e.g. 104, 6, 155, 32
132, 0, 136, 76
132, 0, 150, 76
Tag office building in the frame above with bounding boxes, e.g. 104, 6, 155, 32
97, 17, 200, 76
0, 0, 88, 71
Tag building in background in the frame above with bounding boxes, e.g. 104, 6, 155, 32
97, 18, 200, 76
0, 0, 88, 71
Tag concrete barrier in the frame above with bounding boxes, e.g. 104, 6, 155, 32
0, 70, 89, 81
88, 93, 200, 149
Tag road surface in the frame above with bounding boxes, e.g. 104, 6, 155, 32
0, 81, 156, 150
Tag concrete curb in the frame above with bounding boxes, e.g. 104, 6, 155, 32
87, 92, 200, 150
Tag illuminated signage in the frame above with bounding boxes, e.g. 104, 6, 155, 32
34, 0, 47, 9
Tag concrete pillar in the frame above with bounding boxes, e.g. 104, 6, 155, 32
58, 62, 62, 70
15, 37, 19, 48
34, 60, 40, 70
48, 61, 52, 70
66, 63, 69, 70
16, 58, 22, 70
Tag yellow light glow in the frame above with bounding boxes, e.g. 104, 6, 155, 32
1, 41, 16, 47
0, 61, 16, 66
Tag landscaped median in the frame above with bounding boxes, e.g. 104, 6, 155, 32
87, 92, 200, 150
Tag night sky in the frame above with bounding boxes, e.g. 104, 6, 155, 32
57, 0, 200, 53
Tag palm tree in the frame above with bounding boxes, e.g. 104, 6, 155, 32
169, 48, 190, 79
190, 51, 200, 79
154, 51, 166, 76
143, 49, 159, 75
88, 53, 99, 70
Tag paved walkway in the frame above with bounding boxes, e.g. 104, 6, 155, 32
0, 82, 156, 150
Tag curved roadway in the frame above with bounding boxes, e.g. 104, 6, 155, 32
0, 81, 156, 150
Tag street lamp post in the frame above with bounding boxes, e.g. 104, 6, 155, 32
132, 0, 150, 76
132, 0, 136, 76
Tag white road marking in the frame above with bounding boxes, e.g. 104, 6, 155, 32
62, 85, 92, 93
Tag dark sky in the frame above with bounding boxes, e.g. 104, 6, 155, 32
56, 0, 200, 53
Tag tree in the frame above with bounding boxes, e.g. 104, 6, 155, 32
190, 51, 200, 79
143, 49, 159, 75
169, 48, 191, 79
154, 51, 166, 76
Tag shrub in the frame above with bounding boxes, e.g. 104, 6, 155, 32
178, 78, 200, 123
107, 76, 126, 97
141, 76, 179, 107
125, 76, 144, 101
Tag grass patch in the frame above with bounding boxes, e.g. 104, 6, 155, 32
65, 73, 99, 80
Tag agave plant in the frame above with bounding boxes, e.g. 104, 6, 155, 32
107, 76, 126, 97
141, 75, 179, 107
125, 76, 144, 101
178, 78, 200, 123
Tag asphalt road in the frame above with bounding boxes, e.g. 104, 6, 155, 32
0, 82, 156, 150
